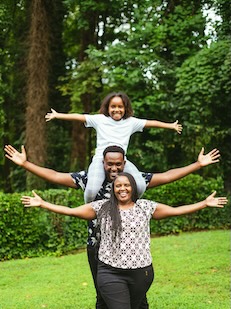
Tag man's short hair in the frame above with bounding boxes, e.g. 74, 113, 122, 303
103, 145, 125, 158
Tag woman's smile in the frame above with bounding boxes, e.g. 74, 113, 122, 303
114, 175, 133, 206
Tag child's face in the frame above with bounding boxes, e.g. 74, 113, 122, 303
108, 96, 125, 121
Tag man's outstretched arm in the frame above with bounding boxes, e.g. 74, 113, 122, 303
148, 147, 220, 188
4, 145, 76, 188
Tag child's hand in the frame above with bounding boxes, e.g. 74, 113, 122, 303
21, 190, 43, 207
173, 120, 183, 134
205, 191, 228, 208
45, 108, 58, 122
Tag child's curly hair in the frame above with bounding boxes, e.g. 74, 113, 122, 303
99, 92, 134, 119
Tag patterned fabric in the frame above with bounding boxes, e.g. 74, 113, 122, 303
83, 156, 108, 203
70, 171, 153, 247
92, 199, 157, 269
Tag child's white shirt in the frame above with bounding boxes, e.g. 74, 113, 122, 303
85, 114, 146, 157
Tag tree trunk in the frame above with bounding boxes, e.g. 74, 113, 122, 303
25, 0, 50, 189
70, 8, 98, 170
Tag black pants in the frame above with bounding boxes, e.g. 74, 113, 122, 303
87, 246, 150, 309
97, 261, 154, 309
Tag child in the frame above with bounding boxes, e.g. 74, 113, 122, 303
45, 92, 182, 202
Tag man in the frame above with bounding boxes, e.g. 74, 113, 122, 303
4, 144, 220, 308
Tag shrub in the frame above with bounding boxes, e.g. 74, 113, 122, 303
0, 189, 87, 260
143, 175, 230, 234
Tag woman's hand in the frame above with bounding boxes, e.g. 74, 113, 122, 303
205, 191, 228, 208
21, 190, 43, 207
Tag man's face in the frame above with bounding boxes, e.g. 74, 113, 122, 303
103, 152, 125, 181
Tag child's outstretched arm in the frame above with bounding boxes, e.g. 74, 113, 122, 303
45, 108, 86, 122
145, 119, 182, 134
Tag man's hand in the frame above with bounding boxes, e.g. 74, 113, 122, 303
4, 145, 27, 166
21, 190, 42, 207
205, 191, 228, 208
45, 108, 58, 122
198, 147, 220, 167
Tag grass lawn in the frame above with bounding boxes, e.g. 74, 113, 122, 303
0, 230, 230, 309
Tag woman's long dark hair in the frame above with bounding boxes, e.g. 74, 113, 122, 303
99, 92, 134, 119
97, 172, 139, 240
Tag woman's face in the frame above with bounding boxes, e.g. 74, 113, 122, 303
114, 176, 132, 204
108, 96, 125, 121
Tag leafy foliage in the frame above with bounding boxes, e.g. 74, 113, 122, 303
0, 189, 87, 260
0, 0, 230, 192
175, 40, 231, 183
144, 174, 230, 234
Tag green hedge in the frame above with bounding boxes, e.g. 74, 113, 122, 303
0, 190, 87, 261
0, 175, 230, 260
143, 175, 230, 234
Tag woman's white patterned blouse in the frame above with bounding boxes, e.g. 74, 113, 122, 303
91, 199, 157, 269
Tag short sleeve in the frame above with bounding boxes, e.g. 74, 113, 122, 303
130, 117, 146, 134
136, 199, 157, 218
91, 199, 107, 215
148, 200, 157, 216
70, 171, 87, 190
141, 172, 153, 187
84, 114, 103, 129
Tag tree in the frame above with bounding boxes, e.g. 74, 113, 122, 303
0, 0, 28, 192
25, 0, 68, 189
81, 0, 208, 172
1, 0, 229, 192
24, 0, 50, 189
59, 0, 145, 169
175, 40, 231, 189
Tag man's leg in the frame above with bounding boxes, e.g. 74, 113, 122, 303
87, 246, 108, 309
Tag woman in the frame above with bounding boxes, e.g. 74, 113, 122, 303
21, 172, 227, 309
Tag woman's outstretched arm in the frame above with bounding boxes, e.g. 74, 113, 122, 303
153, 191, 228, 220
21, 191, 96, 220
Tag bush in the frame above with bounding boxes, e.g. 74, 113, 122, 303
143, 175, 230, 234
0, 189, 87, 260
0, 175, 230, 260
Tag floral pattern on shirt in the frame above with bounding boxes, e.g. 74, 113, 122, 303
92, 199, 157, 269
70, 171, 153, 247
